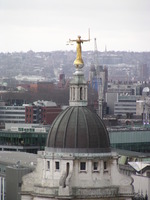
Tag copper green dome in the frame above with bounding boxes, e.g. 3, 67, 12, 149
46, 106, 110, 153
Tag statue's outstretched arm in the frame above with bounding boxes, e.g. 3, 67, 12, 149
69, 39, 77, 42
81, 39, 90, 42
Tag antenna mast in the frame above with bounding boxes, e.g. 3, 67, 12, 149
94, 38, 99, 69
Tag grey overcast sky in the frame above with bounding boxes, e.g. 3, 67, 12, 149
0, 0, 150, 52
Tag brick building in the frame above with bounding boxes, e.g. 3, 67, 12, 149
41, 106, 62, 124
25, 102, 62, 125
25, 106, 40, 123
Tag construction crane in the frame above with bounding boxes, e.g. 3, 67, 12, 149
93, 38, 104, 118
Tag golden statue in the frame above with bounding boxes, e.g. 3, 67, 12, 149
69, 30, 90, 68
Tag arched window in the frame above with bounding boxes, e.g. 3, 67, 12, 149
66, 162, 70, 177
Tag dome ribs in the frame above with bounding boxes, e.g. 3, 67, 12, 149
90, 111, 101, 147
46, 108, 69, 147
77, 107, 88, 148
75, 107, 79, 148
81, 107, 90, 148
63, 107, 74, 148
84, 108, 100, 148
94, 114, 110, 148
46, 106, 110, 152
53, 107, 70, 148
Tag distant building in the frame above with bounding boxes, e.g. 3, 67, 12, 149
109, 127, 150, 152
25, 101, 62, 124
15, 75, 46, 82
25, 105, 41, 124
37, 81, 55, 91
107, 81, 136, 95
136, 96, 150, 125
57, 68, 66, 88
99, 54, 123, 65
0, 151, 37, 200
106, 93, 138, 117
41, 106, 62, 124
106, 92, 118, 115
0, 101, 61, 126
136, 100, 145, 116
0, 123, 48, 153
1, 122, 150, 154
29, 83, 38, 92
114, 95, 137, 118
129, 161, 150, 199
139, 63, 149, 81
19, 82, 56, 93
0, 105, 25, 125
89, 64, 108, 118
106, 81, 138, 116
117, 150, 150, 200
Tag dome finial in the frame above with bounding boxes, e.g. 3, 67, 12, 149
69, 29, 90, 69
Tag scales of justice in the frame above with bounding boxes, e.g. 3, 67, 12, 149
68, 29, 90, 69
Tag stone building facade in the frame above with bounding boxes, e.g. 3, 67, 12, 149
21, 36, 134, 200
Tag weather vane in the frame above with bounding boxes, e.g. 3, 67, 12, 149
68, 29, 90, 68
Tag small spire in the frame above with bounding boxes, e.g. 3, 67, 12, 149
105, 45, 107, 53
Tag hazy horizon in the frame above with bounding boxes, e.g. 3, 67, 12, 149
1, 49, 150, 54
1, 0, 150, 52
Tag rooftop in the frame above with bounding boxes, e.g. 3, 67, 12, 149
0, 151, 37, 168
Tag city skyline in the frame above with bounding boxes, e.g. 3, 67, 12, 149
0, 0, 150, 52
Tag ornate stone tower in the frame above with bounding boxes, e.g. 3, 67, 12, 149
21, 34, 134, 200
69, 69, 88, 106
